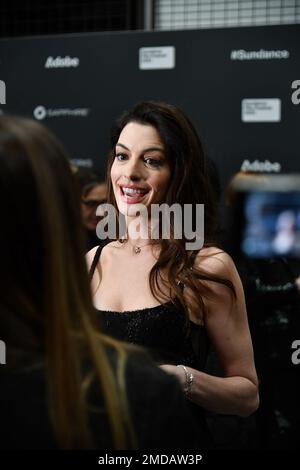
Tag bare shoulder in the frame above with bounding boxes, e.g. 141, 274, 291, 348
194, 246, 238, 279
86, 241, 119, 266
194, 247, 246, 320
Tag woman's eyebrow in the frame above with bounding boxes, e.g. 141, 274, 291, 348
116, 142, 164, 153
142, 147, 164, 153
116, 142, 129, 151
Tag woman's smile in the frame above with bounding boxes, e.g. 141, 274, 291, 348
111, 122, 171, 216
119, 184, 150, 204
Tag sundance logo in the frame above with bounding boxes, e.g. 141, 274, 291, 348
231, 49, 289, 60
241, 159, 281, 173
45, 56, 80, 68
34, 105, 90, 120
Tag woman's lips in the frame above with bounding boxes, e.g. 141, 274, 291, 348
119, 186, 149, 204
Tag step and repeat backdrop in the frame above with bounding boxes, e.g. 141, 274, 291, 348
0, 24, 299, 188
1, 24, 300, 449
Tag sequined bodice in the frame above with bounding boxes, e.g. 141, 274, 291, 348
96, 301, 209, 370
90, 243, 209, 370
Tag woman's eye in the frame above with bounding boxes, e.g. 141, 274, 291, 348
115, 153, 128, 161
144, 157, 162, 167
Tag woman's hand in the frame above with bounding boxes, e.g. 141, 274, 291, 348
159, 364, 186, 390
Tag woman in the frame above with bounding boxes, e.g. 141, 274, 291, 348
87, 101, 259, 446
0, 115, 203, 450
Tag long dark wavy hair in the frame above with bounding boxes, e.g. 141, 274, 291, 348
106, 101, 234, 324
0, 115, 134, 449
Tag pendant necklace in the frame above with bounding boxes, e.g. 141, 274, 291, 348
120, 236, 153, 254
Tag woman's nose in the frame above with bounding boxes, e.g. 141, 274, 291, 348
124, 158, 143, 181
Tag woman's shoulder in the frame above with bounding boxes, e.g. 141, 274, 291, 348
86, 240, 118, 267
193, 247, 246, 312
194, 246, 237, 278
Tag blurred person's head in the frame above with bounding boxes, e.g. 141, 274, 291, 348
72, 166, 107, 231
276, 210, 296, 232
0, 115, 131, 449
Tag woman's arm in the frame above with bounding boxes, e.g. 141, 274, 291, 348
161, 250, 259, 418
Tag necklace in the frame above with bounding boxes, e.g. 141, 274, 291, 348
130, 240, 153, 254
120, 237, 153, 254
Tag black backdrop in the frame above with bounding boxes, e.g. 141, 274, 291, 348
1, 23, 300, 450
0, 24, 299, 187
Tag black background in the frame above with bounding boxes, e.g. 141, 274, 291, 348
0, 24, 299, 187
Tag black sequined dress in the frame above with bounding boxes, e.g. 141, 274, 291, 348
89, 243, 213, 448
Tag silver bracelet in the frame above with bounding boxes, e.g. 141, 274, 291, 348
177, 364, 194, 398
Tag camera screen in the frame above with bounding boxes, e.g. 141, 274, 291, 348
241, 191, 300, 258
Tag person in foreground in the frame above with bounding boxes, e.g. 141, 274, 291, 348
87, 101, 259, 447
0, 115, 203, 450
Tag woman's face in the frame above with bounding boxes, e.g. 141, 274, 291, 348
111, 122, 171, 217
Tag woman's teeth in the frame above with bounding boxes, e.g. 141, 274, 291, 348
122, 187, 147, 196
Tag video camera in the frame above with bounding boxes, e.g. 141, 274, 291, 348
230, 174, 300, 259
